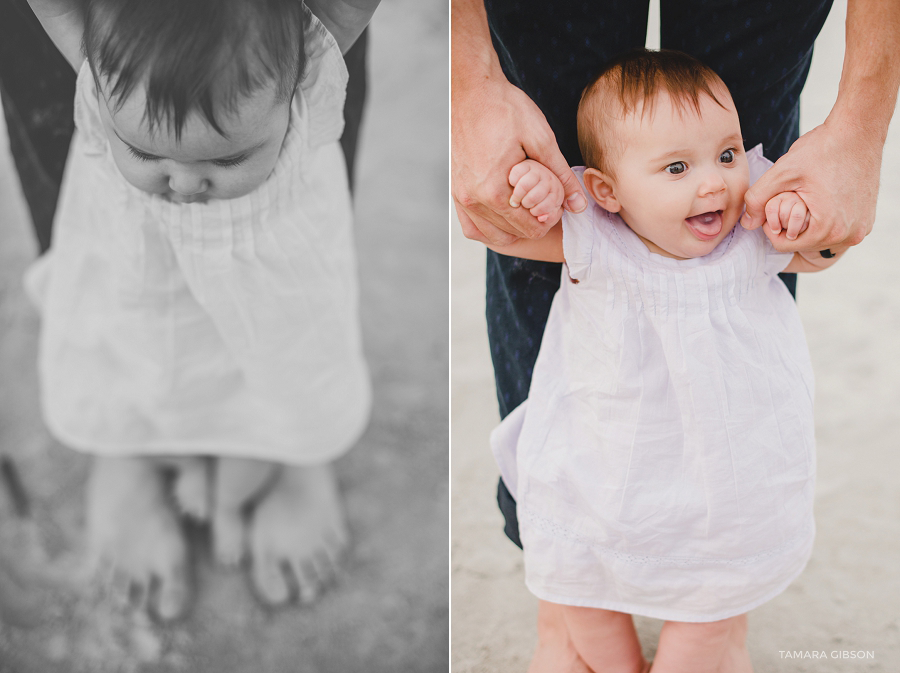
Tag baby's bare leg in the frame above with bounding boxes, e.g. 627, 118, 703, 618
528, 601, 595, 673
86, 456, 190, 621
248, 462, 348, 605
558, 604, 649, 673
167, 456, 212, 521
651, 614, 752, 673
212, 457, 278, 565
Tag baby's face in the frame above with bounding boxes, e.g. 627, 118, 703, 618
97, 80, 291, 203
603, 89, 749, 259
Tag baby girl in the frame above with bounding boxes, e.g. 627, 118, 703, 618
25, 0, 374, 620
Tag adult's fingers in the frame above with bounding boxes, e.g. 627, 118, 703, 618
454, 200, 518, 247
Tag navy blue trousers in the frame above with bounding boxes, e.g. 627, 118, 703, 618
483, 0, 834, 548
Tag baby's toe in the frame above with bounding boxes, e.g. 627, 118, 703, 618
149, 566, 190, 623
173, 467, 210, 521
252, 555, 292, 606
290, 559, 320, 605
311, 548, 340, 590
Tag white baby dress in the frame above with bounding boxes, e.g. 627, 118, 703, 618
26, 7, 371, 465
492, 147, 817, 622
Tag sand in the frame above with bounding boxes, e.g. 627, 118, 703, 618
452, 1, 900, 670
0, 1, 449, 671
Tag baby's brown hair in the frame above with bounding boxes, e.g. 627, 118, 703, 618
577, 49, 730, 174
83, 0, 308, 141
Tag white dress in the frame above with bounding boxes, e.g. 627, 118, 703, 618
492, 147, 816, 622
26, 7, 371, 466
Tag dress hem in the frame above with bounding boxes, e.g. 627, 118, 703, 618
525, 551, 812, 623
40, 399, 372, 467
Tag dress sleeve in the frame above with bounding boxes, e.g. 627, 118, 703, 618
761, 234, 795, 275
298, 3, 350, 148
561, 167, 598, 283
72, 61, 110, 156
745, 145, 794, 275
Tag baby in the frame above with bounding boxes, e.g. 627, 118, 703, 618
26, 0, 372, 620
486, 49, 845, 672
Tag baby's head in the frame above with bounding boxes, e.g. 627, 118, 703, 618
577, 49, 749, 259
83, 0, 308, 202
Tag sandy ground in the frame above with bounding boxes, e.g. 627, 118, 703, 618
451, 1, 900, 670
0, 1, 448, 671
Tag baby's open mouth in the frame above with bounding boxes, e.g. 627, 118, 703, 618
685, 210, 723, 241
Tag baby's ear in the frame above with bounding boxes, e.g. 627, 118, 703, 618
583, 169, 621, 213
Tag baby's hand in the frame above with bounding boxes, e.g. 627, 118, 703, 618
508, 159, 566, 225
763, 191, 810, 242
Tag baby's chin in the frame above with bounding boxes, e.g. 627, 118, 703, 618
684, 220, 737, 257
164, 193, 211, 204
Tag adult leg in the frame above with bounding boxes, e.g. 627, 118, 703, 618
660, 0, 835, 298
483, 4, 652, 667
484, 0, 652, 547
651, 614, 752, 673
0, 0, 76, 254
340, 27, 368, 194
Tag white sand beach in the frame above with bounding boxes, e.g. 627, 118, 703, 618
451, 1, 900, 670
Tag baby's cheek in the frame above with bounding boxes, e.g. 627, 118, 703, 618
216, 163, 277, 199
109, 151, 167, 195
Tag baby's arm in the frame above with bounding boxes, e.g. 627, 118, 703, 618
27, 0, 84, 70
768, 193, 849, 272
484, 159, 565, 262
306, 0, 381, 54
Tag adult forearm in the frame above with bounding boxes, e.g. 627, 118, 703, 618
451, 0, 504, 89
306, 0, 380, 53
828, 0, 900, 143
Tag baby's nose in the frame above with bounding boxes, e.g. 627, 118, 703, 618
168, 171, 209, 196
699, 171, 727, 196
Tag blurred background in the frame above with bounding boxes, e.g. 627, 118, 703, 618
452, 0, 900, 670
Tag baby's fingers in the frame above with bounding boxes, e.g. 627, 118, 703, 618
764, 196, 785, 236
508, 165, 543, 208
529, 192, 564, 224
784, 200, 810, 241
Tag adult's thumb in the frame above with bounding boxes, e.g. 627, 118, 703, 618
741, 178, 770, 230
561, 169, 588, 213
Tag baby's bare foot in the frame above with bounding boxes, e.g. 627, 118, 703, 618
212, 457, 278, 566
86, 456, 191, 622
248, 463, 348, 605
169, 456, 212, 521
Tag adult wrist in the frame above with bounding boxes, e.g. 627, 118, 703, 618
823, 105, 889, 153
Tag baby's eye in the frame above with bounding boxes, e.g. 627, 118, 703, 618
213, 155, 248, 168
665, 161, 687, 175
719, 149, 736, 164
126, 145, 159, 163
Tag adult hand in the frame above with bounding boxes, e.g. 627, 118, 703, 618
452, 74, 587, 246
741, 119, 881, 252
